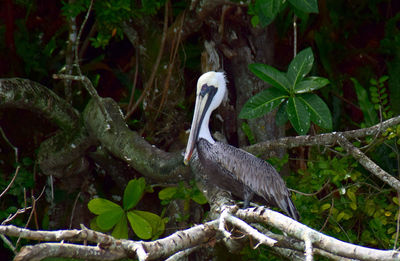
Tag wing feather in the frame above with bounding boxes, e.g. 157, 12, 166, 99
197, 139, 299, 220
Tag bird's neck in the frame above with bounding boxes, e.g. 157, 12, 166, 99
198, 110, 215, 144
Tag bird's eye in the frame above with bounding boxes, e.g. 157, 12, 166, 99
200, 84, 210, 97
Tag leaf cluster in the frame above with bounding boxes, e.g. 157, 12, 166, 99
287, 149, 400, 249
88, 178, 166, 240
240, 48, 332, 135
249, 0, 318, 27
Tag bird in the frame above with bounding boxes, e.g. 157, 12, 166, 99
184, 71, 299, 220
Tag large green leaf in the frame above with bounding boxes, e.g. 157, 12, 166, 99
287, 48, 314, 90
288, 0, 319, 13
123, 177, 146, 210
298, 93, 332, 130
286, 96, 310, 135
276, 101, 288, 126
294, 76, 329, 94
88, 198, 122, 215
133, 210, 165, 239
249, 63, 290, 93
112, 214, 128, 239
351, 78, 378, 127
97, 207, 124, 230
127, 210, 152, 240
254, 0, 282, 27
239, 88, 288, 119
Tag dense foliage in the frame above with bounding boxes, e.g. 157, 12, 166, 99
1, 0, 400, 259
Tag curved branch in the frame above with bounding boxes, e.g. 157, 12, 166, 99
0, 78, 94, 177
0, 78, 79, 131
83, 98, 191, 182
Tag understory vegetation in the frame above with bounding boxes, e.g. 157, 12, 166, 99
1, 0, 400, 260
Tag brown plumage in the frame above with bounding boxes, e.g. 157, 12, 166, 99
197, 139, 299, 220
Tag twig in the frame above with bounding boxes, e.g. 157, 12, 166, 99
154, 7, 186, 121
125, 0, 169, 119
289, 178, 330, 197
0, 166, 20, 199
0, 126, 18, 163
224, 213, 277, 247
74, 0, 93, 76
336, 133, 400, 192
69, 192, 81, 229
319, 198, 334, 232
53, 74, 112, 129
126, 46, 140, 119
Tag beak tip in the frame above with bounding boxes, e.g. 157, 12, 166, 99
183, 158, 189, 165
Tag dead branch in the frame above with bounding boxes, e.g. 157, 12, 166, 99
246, 115, 400, 157
237, 207, 400, 261
336, 133, 400, 192
3, 206, 400, 260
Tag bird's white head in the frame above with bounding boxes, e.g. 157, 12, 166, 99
184, 71, 227, 165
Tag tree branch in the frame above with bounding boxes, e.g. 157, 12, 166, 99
4, 206, 400, 260
336, 133, 400, 191
237, 207, 400, 261
83, 98, 190, 182
245, 115, 400, 157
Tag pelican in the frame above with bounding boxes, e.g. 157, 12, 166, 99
184, 71, 299, 220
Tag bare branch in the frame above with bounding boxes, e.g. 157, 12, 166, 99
14, 243, 126, 261
0, 167, 20, 199
237, 207, 400, 261
245, 115, 400, 157
336, 133, 400, 192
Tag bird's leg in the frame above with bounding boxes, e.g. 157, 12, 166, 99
243, 187, 254, 208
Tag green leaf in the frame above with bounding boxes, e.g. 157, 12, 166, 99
127, 210, 152, 239
88, 198, 122, 215
254, 0, 282, 27
123, 178, 146, 210
320, 203, 331, 212
288, 0, 319, 13
286, 96, 310, 135
158, 187, 178, 200
298, 93, 332, 130
133, 210, 164, 239
90, 217, 108, 233
112, 214, 128, 239
241, 122, 256, 145
351, 78, 379, 127
294, 77, 330, 93
249, 63, 290, 93
276, 101, 288, 126
287, 48, 314, 90
191, 189, 208, 205
97, 208, 124, 230
239, 88, 288, 119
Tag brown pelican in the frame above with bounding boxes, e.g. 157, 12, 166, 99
184, 71, 299, 220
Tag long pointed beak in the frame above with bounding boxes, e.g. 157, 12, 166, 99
184, 93, 209, 165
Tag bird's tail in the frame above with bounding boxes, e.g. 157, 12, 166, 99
284, 197, 300, 220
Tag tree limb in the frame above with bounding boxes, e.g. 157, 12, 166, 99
336, 133, 400, 191
245, 115, 400, 157
4, 206, 400, 260
237, 207, 400, 261
83, 98, 191, 182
